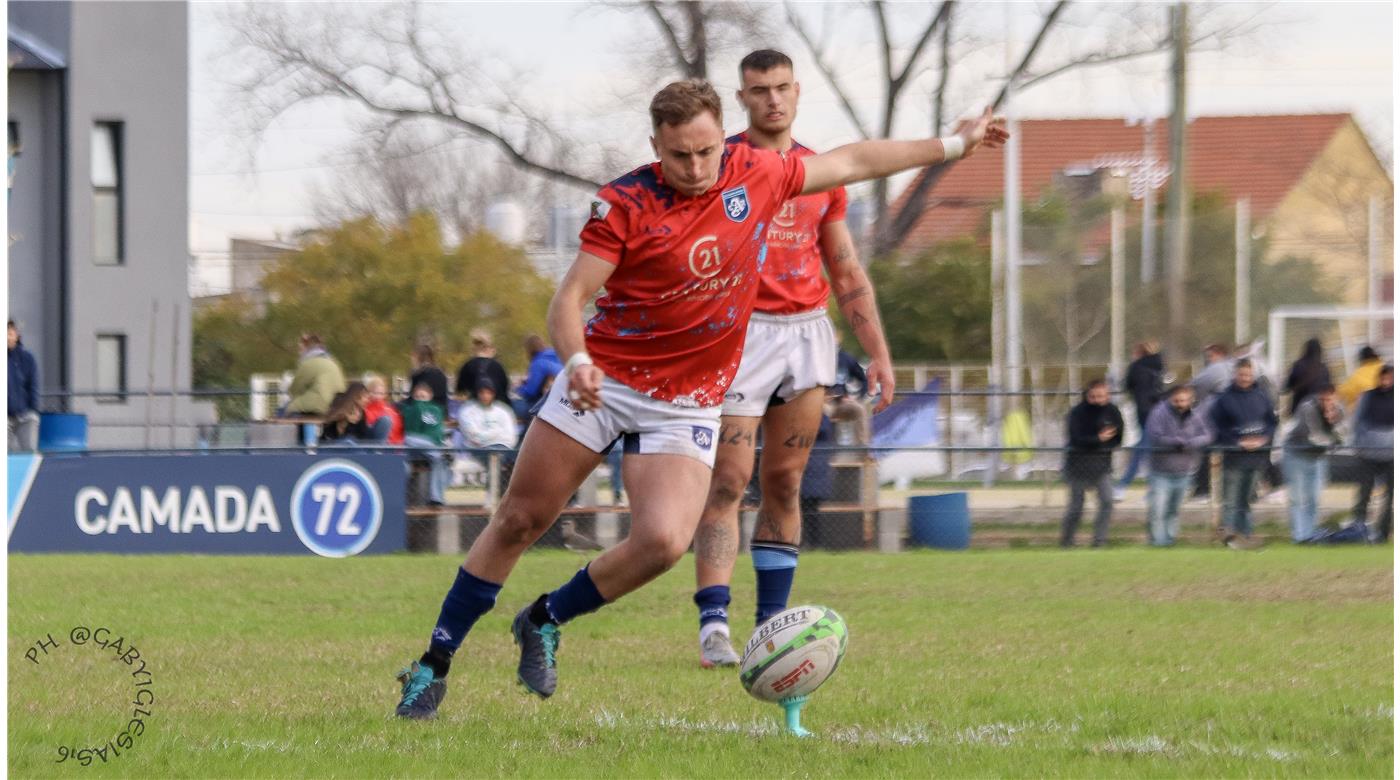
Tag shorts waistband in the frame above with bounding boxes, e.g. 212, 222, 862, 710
749, 309, 830, 325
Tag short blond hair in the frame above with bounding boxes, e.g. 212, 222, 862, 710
650, 79, 723, 130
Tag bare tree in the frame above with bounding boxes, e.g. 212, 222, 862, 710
787, 1, 952, 225
223, 3, 605, 192
785, 1, 1273, 259
608, 1, 776, 88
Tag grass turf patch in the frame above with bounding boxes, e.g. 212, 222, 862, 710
8, 547, 1393, 777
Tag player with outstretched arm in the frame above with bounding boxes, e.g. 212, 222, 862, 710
393, 78, 1006, 719
691, 49, 896, 669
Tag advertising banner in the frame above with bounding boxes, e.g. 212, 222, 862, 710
8, 453, 406, 556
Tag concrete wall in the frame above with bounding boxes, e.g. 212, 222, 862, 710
6, 70, 65, 390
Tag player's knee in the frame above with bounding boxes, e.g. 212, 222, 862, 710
492, 501, 552, 548
762, 466, 803, 509
634, 529, 691, 574
706, 464, 750, 509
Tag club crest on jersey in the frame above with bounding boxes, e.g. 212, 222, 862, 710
722, 185, 751, 223
692, 426, 715, 450
589, 198, 611, 221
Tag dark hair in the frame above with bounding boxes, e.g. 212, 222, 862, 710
6, 320, 14, 328
739, 49, 793, 76
1204, 343, 1228, 357
1298, 337, 1323, 363
1167, 383, 1195, 397
1085, 378, 1109, 391
414, 344, 435, 365
1381, 364, 1394, 378
650, 79, 723, 129
300, 332, 323, 348
477, 379, 497, 396
324, 393, 360, 423
1317, 383, 1337, 394
1360, 346, 1380, 362
412, 381, 433, 395
1235, 358, 1254, 369
524, 334, 547, 356
345, 381, 368, 402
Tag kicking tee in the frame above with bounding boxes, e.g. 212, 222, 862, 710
729, 132, 848, 316
578, 141, 806, 407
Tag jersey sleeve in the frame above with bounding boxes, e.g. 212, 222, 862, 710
779, 151, 807, 201
578, 188, 628, 265
822, 184, 849, 224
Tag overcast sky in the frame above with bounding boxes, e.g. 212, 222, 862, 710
188, 1, 1394, 288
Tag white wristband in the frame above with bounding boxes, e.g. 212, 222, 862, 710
939, 135, 966, 162
565, 352, 594, 374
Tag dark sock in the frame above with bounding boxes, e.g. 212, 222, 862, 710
528, 594, 553, 626
543, 565, 608, 625
751, 541, 799, 624
423, 567, 502, 677
693, 585, 731, 629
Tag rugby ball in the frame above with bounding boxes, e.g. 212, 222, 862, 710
739, 605, 848, 702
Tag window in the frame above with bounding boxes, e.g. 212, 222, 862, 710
95, 334, 127, 402
92, 122, 123, 265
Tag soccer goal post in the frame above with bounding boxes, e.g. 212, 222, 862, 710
1267, 305, 1394, 378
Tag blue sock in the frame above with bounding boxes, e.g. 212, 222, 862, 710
752, 542, 799, 624
694, 585, 731, 629
544, 565, 608, 625
423, 567, 502, 676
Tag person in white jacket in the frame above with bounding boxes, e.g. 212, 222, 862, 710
456, 380, 518, 451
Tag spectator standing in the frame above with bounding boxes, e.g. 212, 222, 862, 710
1210, 360, 1279, 542
1116, 341, 1166, 500
513, 334, 562, 418
363, 374, 404, 444
1337, 346, 1384, 407
455, 330, 511, 403
1282, 384, 1346, 542
1284, 337, 1332, 415
409, 345, 451, 414
402, 382, 450, 506
1060, 379, 1124, 548
284, 333, 346, 416
1351, 364, 1393, 542
1144, 385, 1213, 546
7, 320, 39, 452
1187, 344, 1232, 500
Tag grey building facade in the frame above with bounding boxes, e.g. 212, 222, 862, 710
9, 1, 210, 447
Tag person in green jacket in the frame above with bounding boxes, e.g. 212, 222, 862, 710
402, 382, 449, 506
283, 333, 346, 416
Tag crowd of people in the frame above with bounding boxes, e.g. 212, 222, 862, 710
277, 330, 532, 506
1060, 340, 1394, 548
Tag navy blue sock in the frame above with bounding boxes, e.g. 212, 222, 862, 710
693, 585, 731, 629
422, 567, 501, 677
543, 565, 608, 625
751, 542, 799, 624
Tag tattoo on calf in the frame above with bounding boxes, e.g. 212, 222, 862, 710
754, 510, 784, 542
696, 522, 737, 568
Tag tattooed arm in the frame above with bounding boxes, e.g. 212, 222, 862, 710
820, 219, 894, 412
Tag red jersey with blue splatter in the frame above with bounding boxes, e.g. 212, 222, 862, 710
578, 141, 806, 407
730, 133, 848, 315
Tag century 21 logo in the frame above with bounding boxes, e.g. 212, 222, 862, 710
688, 235, 722, 279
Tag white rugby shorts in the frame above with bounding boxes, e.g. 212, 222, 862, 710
722, 310, 838, 417
536, 369, 722, 467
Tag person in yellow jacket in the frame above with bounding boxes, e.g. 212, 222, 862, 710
1338, 346, 1384, 407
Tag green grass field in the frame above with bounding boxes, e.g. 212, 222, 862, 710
8, 547, 1394, 778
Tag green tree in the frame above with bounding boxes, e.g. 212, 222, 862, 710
848, 237, 992, 362
193, 214, 554, 416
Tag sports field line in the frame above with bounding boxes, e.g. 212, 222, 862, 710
590, 707, 1348, 762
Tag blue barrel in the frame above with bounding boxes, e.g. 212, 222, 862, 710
38, 413, 88, 452
908, 492, 970, 550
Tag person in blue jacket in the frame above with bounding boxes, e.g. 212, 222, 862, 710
512, 334, 563, 420
1209, 359, 1279, 542
8, 320, 39, 452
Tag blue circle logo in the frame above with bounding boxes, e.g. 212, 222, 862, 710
289, 459, 383, 558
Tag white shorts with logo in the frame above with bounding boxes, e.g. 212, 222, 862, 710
536, 370, 722, 468
722, 310, 838, 417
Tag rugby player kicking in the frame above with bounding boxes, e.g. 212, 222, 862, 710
394, 77, 1005, 719
691, 49, 896, 669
